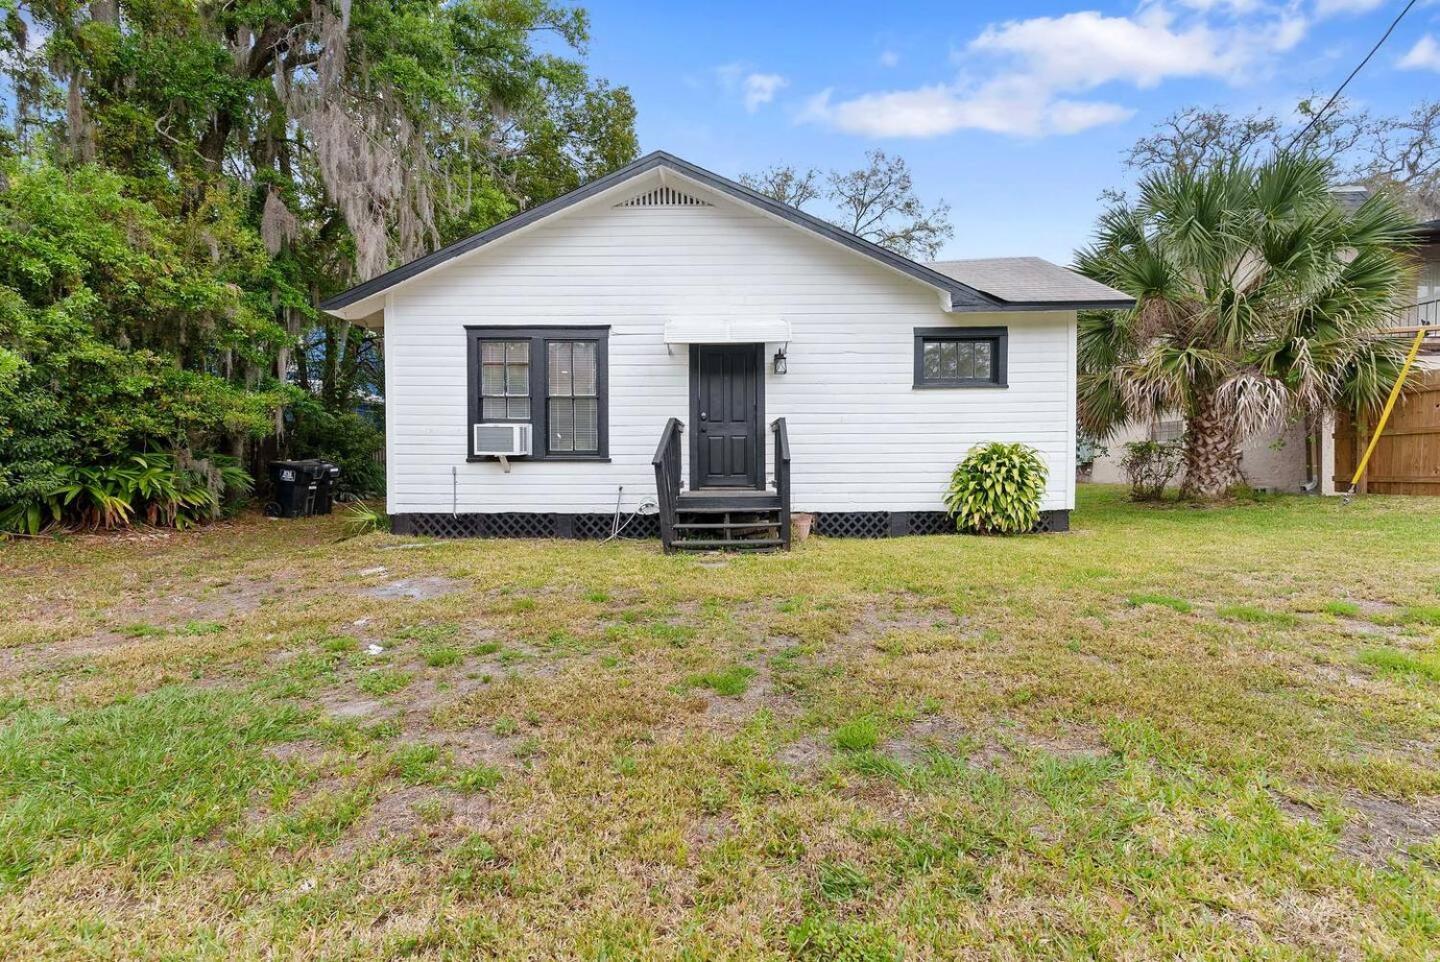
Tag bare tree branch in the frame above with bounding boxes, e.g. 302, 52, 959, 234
742, 150, 953, 259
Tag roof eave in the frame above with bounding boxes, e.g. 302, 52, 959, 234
319, 150, 1005, 316
952, 298, 1136, 313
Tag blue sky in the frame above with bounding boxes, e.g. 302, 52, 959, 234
580, 0, 1440, 263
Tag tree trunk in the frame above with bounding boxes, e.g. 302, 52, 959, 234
1181, 393, 1244, 499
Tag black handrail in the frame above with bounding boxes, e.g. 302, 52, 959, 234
652, 418, 684, 553
772, 418, 791, 550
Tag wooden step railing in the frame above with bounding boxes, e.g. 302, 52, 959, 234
652, 417, 684, 553
772, 417, 791, 550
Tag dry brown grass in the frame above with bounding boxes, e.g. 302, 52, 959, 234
1, 486, 1439, 959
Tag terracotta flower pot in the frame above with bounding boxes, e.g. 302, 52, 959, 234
791, 512, 814, 542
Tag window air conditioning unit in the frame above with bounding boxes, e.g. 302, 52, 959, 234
472, 423, 532, 459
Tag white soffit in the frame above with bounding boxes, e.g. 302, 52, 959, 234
663, 317, 791, 344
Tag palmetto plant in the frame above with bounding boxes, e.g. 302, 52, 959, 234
0, 453, 253, 535
1076, 154, 1415, 499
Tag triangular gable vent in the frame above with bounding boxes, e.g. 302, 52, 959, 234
615, 185, 713, 208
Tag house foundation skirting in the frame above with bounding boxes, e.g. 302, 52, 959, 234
390, 509, 1070, 539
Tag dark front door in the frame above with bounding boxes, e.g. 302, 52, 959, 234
690, 343, 763, 489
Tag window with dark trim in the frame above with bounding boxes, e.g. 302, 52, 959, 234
466, 326, 609, 460
913, 326, 1007, 388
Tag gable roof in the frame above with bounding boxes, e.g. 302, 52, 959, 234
925, 257, 1136, 310
320, 150, 1132, 318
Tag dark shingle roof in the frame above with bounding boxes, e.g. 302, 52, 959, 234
925, 257, 1132, 309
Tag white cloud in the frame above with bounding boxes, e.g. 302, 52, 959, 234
742, 72, 788, 112
801, 81, 1135, 138
800, 5, 1312, 139
878, 49, 900, 68
715, 63, 788, 112
1399, 34, 1440, 71
1313, 0, 1385, 17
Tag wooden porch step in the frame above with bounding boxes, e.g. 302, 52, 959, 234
673, 521, 780, 531
672, 538, 785, 551
677, 491, 781, 511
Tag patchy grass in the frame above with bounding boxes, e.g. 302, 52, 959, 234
685, 664, 755, 697
1400, 605, 1440, 627
1126, 592, 1193, 613
357, 668, 413, 697
2, 486, 1440, 958
1216, 603, 1302, 627
833, 715, 883, 753
1361, 647, 1440, 682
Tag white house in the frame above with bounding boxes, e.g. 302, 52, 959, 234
321, 151, 1132, 548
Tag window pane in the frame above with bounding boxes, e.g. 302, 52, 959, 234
549, 398, 574, 451
573, 397, 598, 452
572, 342, 597, 396
507, 360, 529, 396
547, 342, 572, 397
482, 397, 509, 419
481, 362, 505, 396
973, 341, 994, 380
481, 342, 505, 364
940, 341, 959, 379
507, 397, 530, 419
923, 341, 942, 379
506, 341, 529, 364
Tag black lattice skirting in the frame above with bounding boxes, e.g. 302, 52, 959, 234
392, 512, 660, 539
391, 510, 1068, 540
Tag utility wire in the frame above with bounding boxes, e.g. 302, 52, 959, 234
1287, 0, 1420, 152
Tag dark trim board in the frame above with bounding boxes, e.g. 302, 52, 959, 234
390, 509, 1070, 539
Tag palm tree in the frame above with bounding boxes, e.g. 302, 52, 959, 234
1076, 154, 1415, 499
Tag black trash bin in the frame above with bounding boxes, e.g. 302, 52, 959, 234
267, 460, 322, 518
312, 461, 342, 515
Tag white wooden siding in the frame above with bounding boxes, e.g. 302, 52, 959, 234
384, 177, 1076, 515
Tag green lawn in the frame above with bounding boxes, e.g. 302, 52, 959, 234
2, 486, 1439, 959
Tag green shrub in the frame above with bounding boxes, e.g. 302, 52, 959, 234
943, 442, 1047, 535
1121, 439, 1183, 501
287, 394, 386, 498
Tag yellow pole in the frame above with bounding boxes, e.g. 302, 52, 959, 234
1345, 326, 1429, 500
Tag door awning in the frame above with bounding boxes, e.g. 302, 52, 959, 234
664, 317, 791, 344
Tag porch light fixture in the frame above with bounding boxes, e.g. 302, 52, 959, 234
773, 345, 788, 375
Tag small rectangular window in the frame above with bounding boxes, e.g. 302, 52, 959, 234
913, 327, 1007, 388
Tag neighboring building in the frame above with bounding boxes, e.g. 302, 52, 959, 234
320, 151, 1132, 547
1089, 209, 1440, 495
1088, 418, 1313, 493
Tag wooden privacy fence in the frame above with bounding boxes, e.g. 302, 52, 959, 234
1334, 368, 1440, 495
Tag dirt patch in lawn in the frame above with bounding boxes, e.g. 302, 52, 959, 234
0, 630, 135, 673
332, 786, 492, 855
881, 715, 973, 767
776, 735, 829, 773
364, 577, 463, 601
1339, 794, 1440, 865
1276, 789, 1440, 865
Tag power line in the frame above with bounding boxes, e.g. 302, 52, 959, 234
1287, 0, 1421, 152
